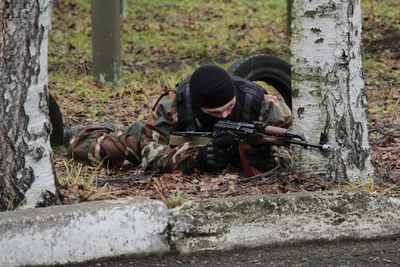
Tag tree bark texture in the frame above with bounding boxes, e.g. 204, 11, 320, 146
290, 0, 375, 182
0, 0, 60, 210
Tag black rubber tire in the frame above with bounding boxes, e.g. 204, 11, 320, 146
227, 54, 292, 109
49, 93, 64, 146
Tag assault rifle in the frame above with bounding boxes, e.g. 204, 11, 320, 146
170, 120, 330, 177
171, 120, 330, 150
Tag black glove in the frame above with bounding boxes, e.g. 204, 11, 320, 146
244, 145, 276, 172
196, 136, 234, 172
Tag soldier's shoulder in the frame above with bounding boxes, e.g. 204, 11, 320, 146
160, 90, 177, 102
263, 94, 280, 102
153, 90, 178, 109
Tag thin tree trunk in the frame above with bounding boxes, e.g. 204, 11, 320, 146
290, 0, 375, 182
0, 0, 60, 210
287, 0, 292, 37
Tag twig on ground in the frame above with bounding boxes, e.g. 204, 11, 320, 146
96, 173, 151, 186
239, 166, 291, 183
369, 126, 400, 143
222, 190, 238, 197
153, 179, 168, 203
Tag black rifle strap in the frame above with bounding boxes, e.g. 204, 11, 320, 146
184, 86, 196, 131
243, 92, 253, 122
176, 79, 196, 131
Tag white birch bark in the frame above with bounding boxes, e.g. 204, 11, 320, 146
290, 0, 375, 182
0, 0, 60, 210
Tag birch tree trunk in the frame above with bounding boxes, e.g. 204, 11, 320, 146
0, 0, 61, 210
290, 0, 375, 182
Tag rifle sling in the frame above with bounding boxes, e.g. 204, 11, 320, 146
169, 135, 212, 147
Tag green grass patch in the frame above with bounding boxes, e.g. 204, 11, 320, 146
342, 175, 375, 193
55, 158, 103, 198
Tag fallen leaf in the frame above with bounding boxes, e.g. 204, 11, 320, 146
274, 184, 287, 194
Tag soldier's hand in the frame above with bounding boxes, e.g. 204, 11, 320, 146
244, 145, 274, 172
196, 136, 234, 172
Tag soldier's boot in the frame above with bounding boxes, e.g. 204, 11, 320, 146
63, 127, 83, 147
63, 122, 116, 147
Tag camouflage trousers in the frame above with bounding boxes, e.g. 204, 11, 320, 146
67, 122, 145, 168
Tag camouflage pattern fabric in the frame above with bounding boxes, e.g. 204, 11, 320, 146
68, 89, 292, 174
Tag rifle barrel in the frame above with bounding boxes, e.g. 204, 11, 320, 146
172, 131, 214, 137
287, 139, 330, 150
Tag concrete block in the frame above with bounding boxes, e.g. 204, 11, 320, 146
0, 198, 170, 266
169, 190, 400, 253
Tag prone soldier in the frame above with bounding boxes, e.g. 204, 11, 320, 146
65, 64, 292, 175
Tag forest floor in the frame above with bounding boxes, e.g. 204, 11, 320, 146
49, 0, 400, 207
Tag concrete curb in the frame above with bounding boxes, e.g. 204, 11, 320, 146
170, 190, 400, 253
1, 190, 400, 266
0, 198, 170, 266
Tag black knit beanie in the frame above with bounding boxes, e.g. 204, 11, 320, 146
189, 65, 235, 108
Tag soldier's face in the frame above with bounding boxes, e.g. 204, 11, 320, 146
200, 96, 236, 119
